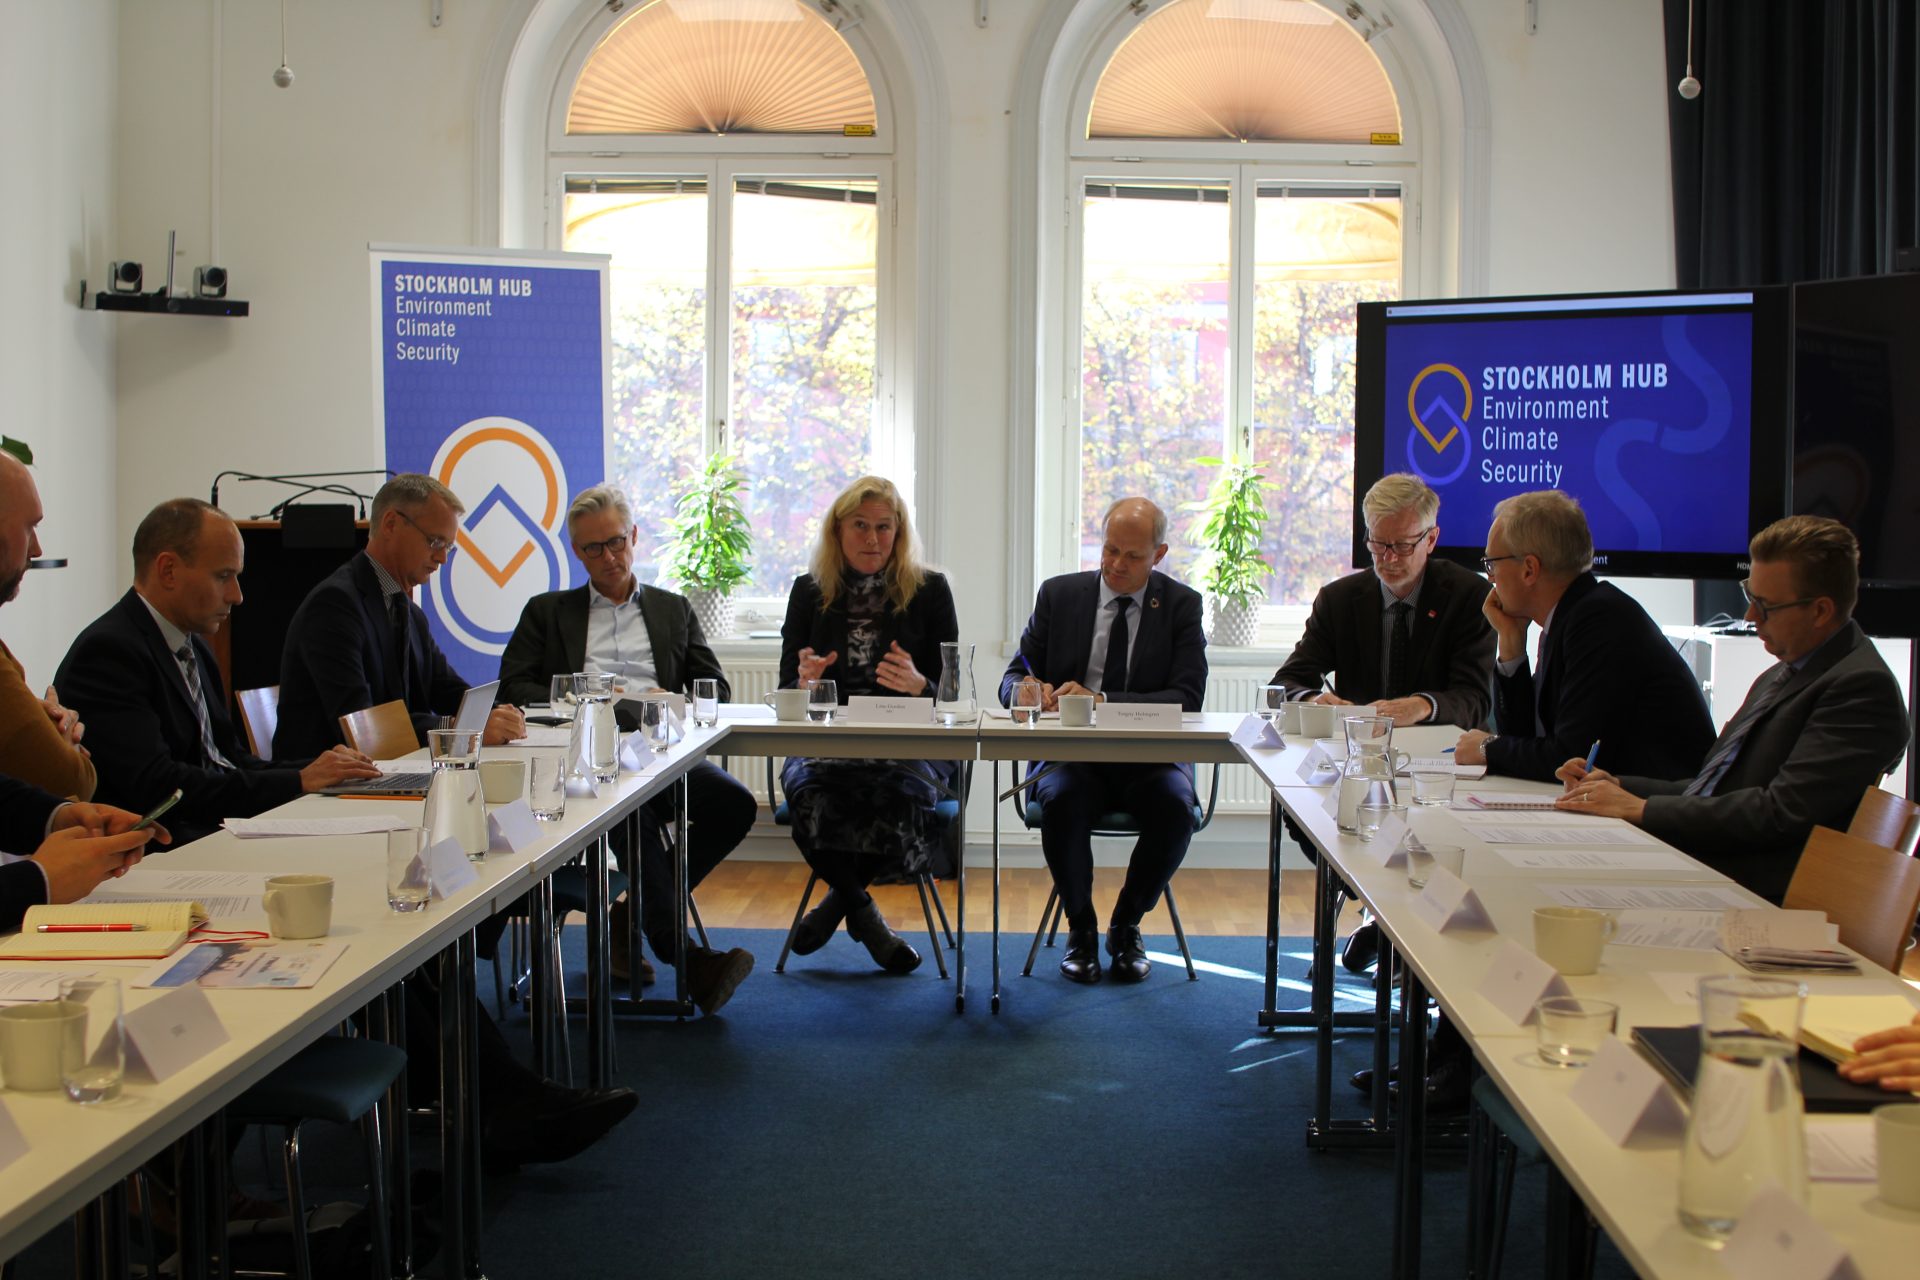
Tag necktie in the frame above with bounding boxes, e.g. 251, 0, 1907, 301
1684, 665, 1795, 797
1386, 600, 1412, 698
1102, 596, 1133, 695
175, 644, 234, 770
1532, 626, 1551, 737
388, 594, 412, 701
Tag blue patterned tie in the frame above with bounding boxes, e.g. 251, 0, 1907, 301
176, 644, 234, 770
1684, 665, 1794, 797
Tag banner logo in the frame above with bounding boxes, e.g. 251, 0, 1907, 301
1406, 362, 1473, 485
426, 418, 570, 655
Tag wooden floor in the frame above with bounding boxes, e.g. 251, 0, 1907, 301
693, 861, 1920, 982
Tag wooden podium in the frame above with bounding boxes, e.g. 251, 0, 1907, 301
207, 517, 369, 719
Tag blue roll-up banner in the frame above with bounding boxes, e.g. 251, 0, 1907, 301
371, 245, 610, 686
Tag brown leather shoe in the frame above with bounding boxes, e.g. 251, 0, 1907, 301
608, 897, 655, 986
685, 946, 755, 1015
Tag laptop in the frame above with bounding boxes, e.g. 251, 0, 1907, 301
320, 681, 502, 797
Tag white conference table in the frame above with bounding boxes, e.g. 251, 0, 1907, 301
1259, 723, 1920, 1279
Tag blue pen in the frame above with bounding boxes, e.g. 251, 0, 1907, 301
1583, 740, 1602, 772
1016, 651, 1036, 679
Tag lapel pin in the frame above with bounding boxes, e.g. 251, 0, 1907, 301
1427, 609, 1437, 619
1149, 596, 1161, 609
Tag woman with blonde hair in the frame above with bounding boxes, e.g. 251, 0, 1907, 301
778, 476, 960, 973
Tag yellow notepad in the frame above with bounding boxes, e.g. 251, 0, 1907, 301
0, 901, 208, 960
1741, 993, 1920, 1065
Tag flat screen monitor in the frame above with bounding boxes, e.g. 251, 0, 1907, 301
1354, 287, 1791, 579
1791, 272, 1920, 588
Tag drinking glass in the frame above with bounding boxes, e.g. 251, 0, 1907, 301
386, 826, 431, 912
528, 754, 567, 821
1257, 684, 1288, 724
1010, 678, 1044, 727
1410, 769, 1455, 806
1355, 800, 1406, 843
549, 674, 578, 720
1405, 843, 1464, 890
805, 679, 838, 724
690, 677, 720, 729
639, 698, 674, 754
58, 977, 123, 1104
1534, 996, 1617, 1067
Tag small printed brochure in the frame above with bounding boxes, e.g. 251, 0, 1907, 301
137, 940, 348, 990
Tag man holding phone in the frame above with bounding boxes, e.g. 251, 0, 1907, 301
0, 773, 165, 932
56, 499, 382, 844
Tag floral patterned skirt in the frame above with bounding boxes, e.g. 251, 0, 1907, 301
779, 756, 961, 877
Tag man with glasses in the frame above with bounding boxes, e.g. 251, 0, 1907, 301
1271, 473, 1495, 728
498, 483, 756, 1015
1555, 515, 1908, 903
274, 473, 526, 758
1452, 489, 1712, 782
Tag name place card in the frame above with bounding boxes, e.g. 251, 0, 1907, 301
1297, 744, 1339, 784
1370, 830, 1417, 869
1718, 1186, 1859, 1280
488, 800, 543, 853
1475, 938, 1570, 1026
1098, 703, 1182, 729
565, 774, 600, 800
1567, 1035, 1685, 1146
1410, 865, 1493, 933
425, 836, 479, 899
844, 696, 933, 725
1230, 714, 1284, 749
124, 985, 229, 1085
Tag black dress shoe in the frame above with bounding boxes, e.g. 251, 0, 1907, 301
790, 888, 851, 956
1341, 921, 1380, 973
845, 898, 921, 974
1348, 1063, 1400, 1094
1060, 928, 1102, 984
484, 1083, 638, 1167
1386, 1056, 1471, 1114
1106, 924, 1151, 983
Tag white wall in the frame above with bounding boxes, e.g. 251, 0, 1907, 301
0, 0, 120, 682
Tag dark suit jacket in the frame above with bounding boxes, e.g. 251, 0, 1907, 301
1487, 572, 1714, 784
274, 554, 468, 759
497, 584, 731, 705
999, 570, 1208, 711
1623, 620, 1910, 904
0, 774, 65, 930
55, 590, 304, 844
1272, 558, 1495, 728
779, 571, 957, 699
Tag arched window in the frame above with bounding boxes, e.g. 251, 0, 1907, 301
1052, 0, 1411, 612
550, 0, 897, 600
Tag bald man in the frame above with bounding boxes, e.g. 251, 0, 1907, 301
0, 453, 96, 799
999, 498, 1208, 984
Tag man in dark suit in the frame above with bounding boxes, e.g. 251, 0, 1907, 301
999, 497, 1207, 984
1454, 490, 1713, 784
1273, 473, 1494, 728
499, 483, 755, 1015
0, 774, 162, 932
1557, 516, 1910, 903
56, 500, 381, 843
274, 474, 524, 760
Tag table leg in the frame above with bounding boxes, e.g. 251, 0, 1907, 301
438, 937, 486, 1280
586, 832, 612, 1087
374, 983, 414, 1279
527, 879, 555, 1080
954, 764, 968, 1016
673, 774, 689, 1012
1392, 963, 1429, 1279
72, 1178, 128, 1280
1263, 794, 1282, 1022
456, 932, 484, 1278
1544, 1164, 1597, 1280
1312, 851, 1335, 1134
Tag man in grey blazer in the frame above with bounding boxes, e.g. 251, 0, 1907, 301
1558, 516, 1910, 903
499, 484, 756, 1015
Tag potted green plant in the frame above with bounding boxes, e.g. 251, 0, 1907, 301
659, 451, 754, 640
1183, 454, 1275, 646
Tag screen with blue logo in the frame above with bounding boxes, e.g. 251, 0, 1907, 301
1355, 290, 1790, 580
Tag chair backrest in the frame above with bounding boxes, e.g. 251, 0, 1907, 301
235, 686, 280, 759
1846, 785, 1920, 856
338, 700, 419, 760
1782, 825, 1920, 973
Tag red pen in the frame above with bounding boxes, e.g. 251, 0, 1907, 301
35, 924, 147, 933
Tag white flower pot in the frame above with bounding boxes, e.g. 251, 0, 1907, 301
1206, 596, 1260, 647
688, 587, 736, 640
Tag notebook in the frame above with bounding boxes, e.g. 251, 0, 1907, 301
1738, 993, 1920, 1066
0, 901, 208, 960
319, 680, 501, 797
1630, 1023, 1892, 1114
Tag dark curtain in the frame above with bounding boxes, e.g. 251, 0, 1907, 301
1666, 0, 1920, 287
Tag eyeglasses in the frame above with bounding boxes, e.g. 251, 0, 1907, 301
575, 534, 630, 561
1479, 554, 1523, 574
1740, 579, 1818, 621
394, 507, 454, 555
1365, 527, 1433, 558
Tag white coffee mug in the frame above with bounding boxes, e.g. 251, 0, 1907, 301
479, 758, 526, 804
1297, 702, 1339, 739
1277, 700, 1303, 735
1059, 694, 1095, 727
263, 874, 335, 940
1874, 1103, 1920, 1211
1532, 906, 1616, 976
0, 1002, 83, 1092
766, 689, 810, 722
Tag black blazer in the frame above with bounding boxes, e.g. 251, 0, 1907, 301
778, 571, 957, 700
55, 590, 303, 844
999, 570, 1208, 711
1272, 558, 1495, 729
1625, 620, 1911, 903
0, 773, 60, 930
497, 583, 731, 705
274, 554, 469, 759
1487, 572, 1714, 783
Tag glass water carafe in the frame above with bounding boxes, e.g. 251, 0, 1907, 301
423, 728, 488, 859
935, 641, 976, 726
569, 672, 619, 782
1678, 975, 1809, 1239
1336, 715, 1405, 833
